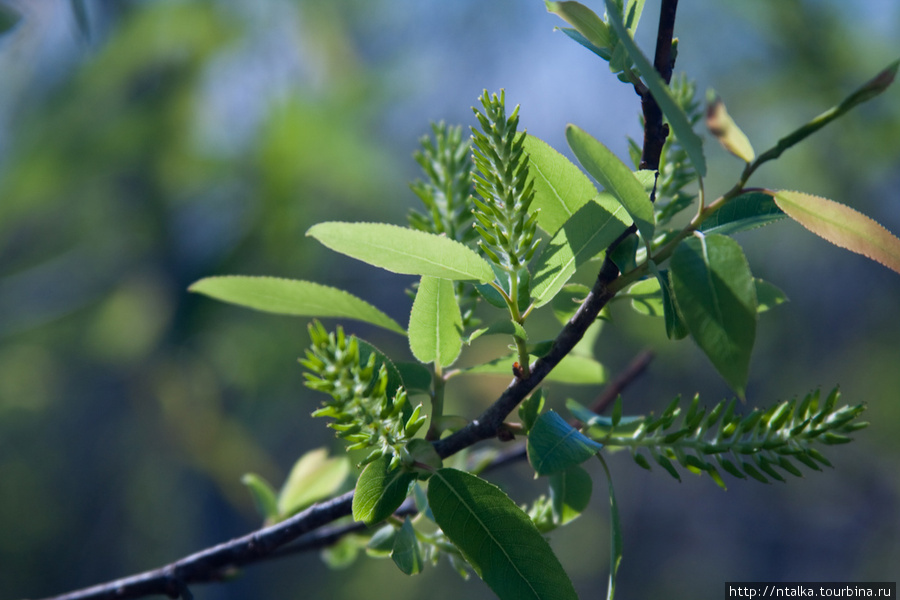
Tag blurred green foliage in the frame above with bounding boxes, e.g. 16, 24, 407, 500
0, 1, 898, 599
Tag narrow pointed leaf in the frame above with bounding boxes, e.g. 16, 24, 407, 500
700, 192, 785, 235
597, 455, 623, 600
241, 474, 279, 522
771, 190, 900, 276
523, 134, 599, 235
528, 410, 603, 475
189, 276, 405, 335
557, 26, 609, 60
428, 468, 579, 600
352, 455, 415, 525
669, 234, 757, 397
706, 96, 755, 162
755, 279, 788, 313
408, 276, 463, 367
566, 124, 654, 242
603, 0, 707, 176
546, 1, 612, 50
761, 60, 899, 162
531, 197, 631, 307
278, 448, 351, 517
307, 222, 494, 283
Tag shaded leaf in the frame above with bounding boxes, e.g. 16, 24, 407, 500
408, 276, 463, 367
567, 124, 653, 242
352, 456, 415, 525
700, 192, 785, 235
597, 455, 623, 600
189, 276, 405, 335
523, 134, 599, 234
428, 468, 578, 600
278, 448, 351, 518
531, 196, 631, 307
549, 465, 593, 525
755, 279, 788, 313
395, 361, 433, 395
603, 0, 707, 176
519, 389, 545, 433
670, 234, 757, 398
466, 319, 528, 345
528, 411, 603, 476
551, 283, 591, 324
772, 190, 900, 276
307, 222, 494, 282
241, 473, 279, 523
392, 517, 424, 575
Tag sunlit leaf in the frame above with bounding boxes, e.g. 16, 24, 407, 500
567, 125, 653, 242
307, 222, 494, 283
531, 197, 631, 307
352, 456, 415, 525
428, 468, 579, 600
772, 190, 900, 276
706, 95, 755, 162
527, 411, 603, 476
603, 0, 707, 176
670, 234, 757, 398
523, 134, 599, 235
546, 1, 612, 50
408, 276, 463, 368
278, 448, 351, 518
461, 351, 606, 385
189, 276, 406, 335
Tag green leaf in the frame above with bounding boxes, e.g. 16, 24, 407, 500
462, 351, 606, 385
519, 389, 546, 433
241, 473, 279, 523
551, 283, 591, 324
603, 0, 707, 176
278, 448, 351, 518
408, 276, 463, 368
427, 468, 579, 600
392, 517, 424, 575
557, 26, 609, 60
648, 262, 689, 340
566, 125, 654, 242
755, 279, 788, 313
760, 60, 899, 163
189, 276, 405, 335
700, 192, 785, 235
706, 95, 755, 163
549, 465, 593, 525
352, 456, 415, 525
670, 234, 757, 398
531, 197, 630, 307
466, 319, 528, 345
395, 361, 433, 395
307, 222, 494, 283
597, 455, 623, 600
546, 1, 612, 50
523, 134, 599, 235
771, 190, 900, 276
528, 410, 603, 475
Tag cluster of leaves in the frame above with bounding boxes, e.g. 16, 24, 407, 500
185, 1, 899, 599
570, 388, 868, 488
300, 321, 427, 466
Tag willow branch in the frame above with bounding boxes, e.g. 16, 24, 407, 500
36, 4, 682, 600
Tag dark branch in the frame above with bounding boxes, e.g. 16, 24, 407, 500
38, 4, 682, 600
